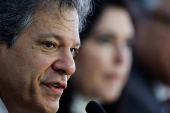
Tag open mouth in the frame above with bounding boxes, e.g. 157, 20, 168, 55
43, 81, 67, 95
51, 84, 61, 88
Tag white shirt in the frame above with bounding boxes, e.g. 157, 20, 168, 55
70, 93, 94, 113
0, 98, 9, 113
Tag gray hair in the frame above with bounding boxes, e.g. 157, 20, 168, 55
0, 0, 91, 47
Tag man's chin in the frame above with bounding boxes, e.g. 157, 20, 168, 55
32, 98, 59, 113
43, 99, 59, 113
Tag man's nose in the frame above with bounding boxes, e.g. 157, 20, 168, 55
52, 52, 75, 76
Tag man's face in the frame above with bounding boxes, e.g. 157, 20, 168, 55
0, 5, 79, 113
135, 0, 170, 85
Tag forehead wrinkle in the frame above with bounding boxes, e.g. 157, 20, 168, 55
38, 33, 63, 41
51, 21, 78, 33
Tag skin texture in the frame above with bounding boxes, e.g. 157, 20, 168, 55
70, 6, 134, 104
134, 0, 170, 86
0, 4, 80, 113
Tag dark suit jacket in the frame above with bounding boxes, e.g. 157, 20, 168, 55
124, 60, 169, 113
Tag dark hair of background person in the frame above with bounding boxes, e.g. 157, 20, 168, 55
0, 0, 91, 48
58, 0, 133, 113
80, 0, 134, 41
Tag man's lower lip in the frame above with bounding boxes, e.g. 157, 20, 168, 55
45, 85, 64, 95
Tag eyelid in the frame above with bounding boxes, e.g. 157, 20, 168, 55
41, 41, 57, 50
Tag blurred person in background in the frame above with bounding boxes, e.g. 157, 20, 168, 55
123, 0, 170, 113
58, 0, 135, 113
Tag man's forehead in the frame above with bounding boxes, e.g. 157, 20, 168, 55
38, 2, 79, 24
35, 5, 79, 34
36, 4, 79, 30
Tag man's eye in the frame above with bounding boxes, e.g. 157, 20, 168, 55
70, 48, 78, 56
42, 42, 56, 50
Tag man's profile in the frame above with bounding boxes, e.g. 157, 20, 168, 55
0, 0, 91, 113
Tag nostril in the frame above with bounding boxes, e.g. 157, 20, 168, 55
56, 69, 66, 75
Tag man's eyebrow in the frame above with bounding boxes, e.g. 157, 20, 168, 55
38, 33, 64, 41
38, 33, 81, 47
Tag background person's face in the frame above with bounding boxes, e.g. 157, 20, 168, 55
0, 5, 79, 113
134, 0, 170, 86
71, 6, 134, 104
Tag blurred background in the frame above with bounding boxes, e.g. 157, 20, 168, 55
58, 0, 170, 113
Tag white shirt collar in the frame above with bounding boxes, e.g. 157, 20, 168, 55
0, 98, 9, 113
70, 93, 92, 113
153, 81, 170, 103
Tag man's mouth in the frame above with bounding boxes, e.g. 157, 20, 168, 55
43, 81, 67, 95
51, 84, 61, 88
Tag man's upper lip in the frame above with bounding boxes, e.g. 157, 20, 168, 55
43, 80, 67, 89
